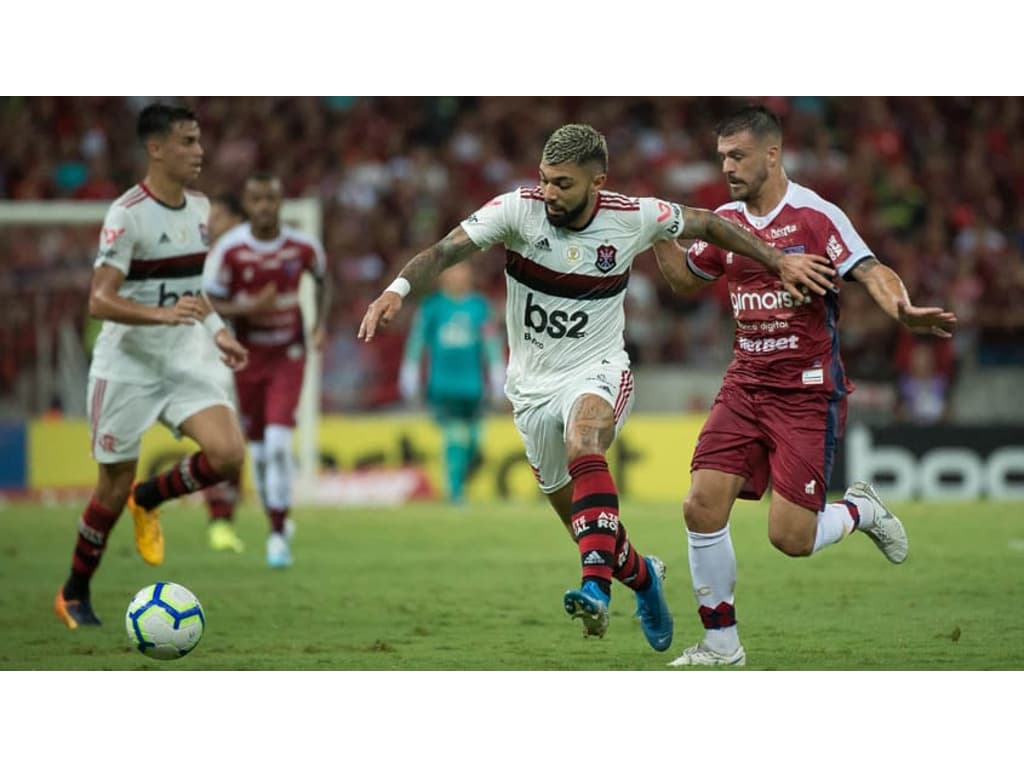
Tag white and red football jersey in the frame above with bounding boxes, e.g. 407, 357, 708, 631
202, 222, 326, 351
462, 186, 685, 405
90, 183, 221, 384
687, 180, 872, 396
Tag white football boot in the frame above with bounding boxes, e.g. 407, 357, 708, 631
266, 519, 296, 569
846, 481, 908, 564
668, 641, 746, 667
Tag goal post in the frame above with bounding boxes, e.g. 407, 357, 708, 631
0, 198, 323, 499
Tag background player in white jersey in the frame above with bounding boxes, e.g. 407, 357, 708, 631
203, 172, 331, 568
652, 105, 957, 666
201, 191, 254, 553
55, 103, 249, 629
359, 123, 836, 652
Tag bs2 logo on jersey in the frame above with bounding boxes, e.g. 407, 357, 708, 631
523, 292, 588, 340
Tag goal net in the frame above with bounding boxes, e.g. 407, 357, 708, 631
0, 198, 323, 499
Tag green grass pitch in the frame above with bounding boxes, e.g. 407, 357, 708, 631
1, 496, 1021, 670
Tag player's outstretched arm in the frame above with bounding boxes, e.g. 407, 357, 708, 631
358, 225, 480, 342
89, 264, 205, 325
679, 207, 836, 301
652, 240, 709, 295
851, 257, 958, 338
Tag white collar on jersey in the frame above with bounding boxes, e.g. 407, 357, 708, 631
242, 221, 289, 252
739, 180, 794, 231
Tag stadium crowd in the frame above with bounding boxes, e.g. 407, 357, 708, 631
2, 96, 1022, 419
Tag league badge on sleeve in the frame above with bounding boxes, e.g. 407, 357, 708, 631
102, 227, 125, 245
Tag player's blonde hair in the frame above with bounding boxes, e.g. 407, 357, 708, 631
541, 124, 608, 173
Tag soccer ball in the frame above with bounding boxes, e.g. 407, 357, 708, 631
125, 582, 206, 660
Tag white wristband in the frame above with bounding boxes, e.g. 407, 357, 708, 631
386, 277, 411, 298
203, 311, 226, 336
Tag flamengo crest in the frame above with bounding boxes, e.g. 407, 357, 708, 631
595, 244, 617, 273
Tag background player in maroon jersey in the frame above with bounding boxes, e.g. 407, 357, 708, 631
203, 192, 250, 553
202, 172, 331, 568
653, 105, 957, 666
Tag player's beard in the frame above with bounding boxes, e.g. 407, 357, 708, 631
727, 164, 768, 202
545, 193, 591, 228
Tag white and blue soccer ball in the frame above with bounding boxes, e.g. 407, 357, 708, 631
125, 582, 205, 660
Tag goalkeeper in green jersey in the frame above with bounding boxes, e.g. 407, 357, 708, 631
400, 261, 505, 504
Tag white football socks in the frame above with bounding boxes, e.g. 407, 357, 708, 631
248, 441, 267, 509
687, 525, 740, 654
263, 425, 294, 511
813, 502, 858, 553
844, 493, 877, 529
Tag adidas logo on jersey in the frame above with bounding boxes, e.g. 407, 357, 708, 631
534, 237, 551, 251
159, 233, 171, 244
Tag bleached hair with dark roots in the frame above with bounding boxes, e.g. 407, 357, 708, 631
541, 124, 608, 173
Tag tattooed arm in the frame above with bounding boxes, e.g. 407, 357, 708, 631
396, 226, 480, 296
357, 225, 480, 342
679, 206, 836, 301
851, 256, 957, 337
652, 239, 710, 295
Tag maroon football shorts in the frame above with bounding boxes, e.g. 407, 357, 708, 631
690, 381, 847, 511
234, 348, 305, 440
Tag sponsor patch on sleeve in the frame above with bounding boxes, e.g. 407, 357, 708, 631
802, 368, 824, 386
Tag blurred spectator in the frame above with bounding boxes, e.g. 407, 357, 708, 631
73, 155, 120, 200
895, 340, 953, 425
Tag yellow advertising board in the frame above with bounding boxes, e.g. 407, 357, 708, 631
28, 414, 706, 502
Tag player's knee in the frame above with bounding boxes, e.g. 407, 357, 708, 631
95, 463, 135, 511
205, 441, 245, 480
97, 485, 131, 513
769, 527, 814, 557
264, 425, 293, 464
565, 442, 606, 464
683, 492, 725, 532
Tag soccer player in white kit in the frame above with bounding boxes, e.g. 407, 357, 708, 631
358, 124, 835, 652
55, 104, 249, 629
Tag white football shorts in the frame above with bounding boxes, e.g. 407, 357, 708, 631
87, 371, 234, 464
511, 359, 635, 494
